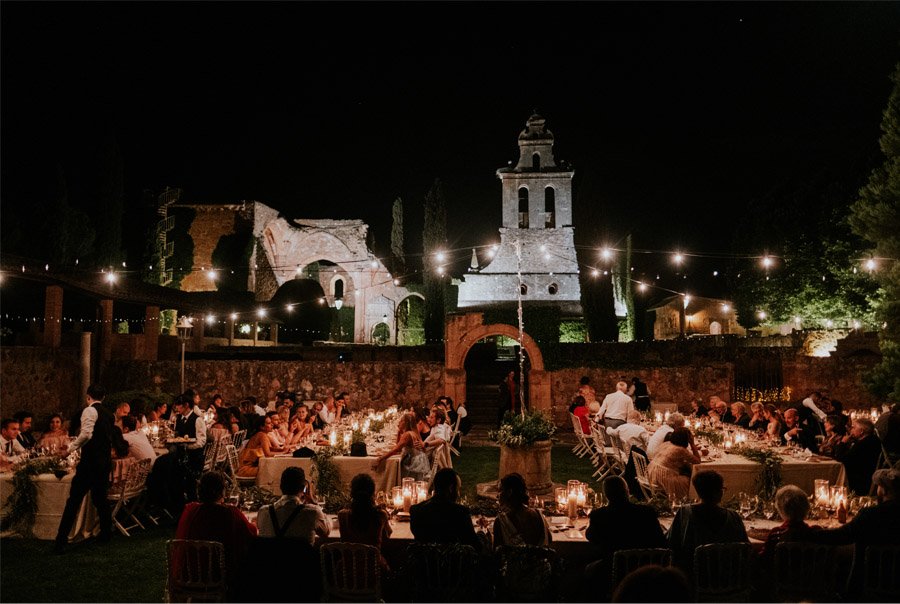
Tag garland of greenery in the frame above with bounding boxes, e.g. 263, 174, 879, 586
3, 457, 68, 536
732, 445, 783, 498
488, 410, 557, 448
311, 446, 350, 513
693, 428, 724, 446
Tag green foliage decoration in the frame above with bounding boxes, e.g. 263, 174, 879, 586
692, 427, 724, 446
311, 446, 350, 513
488, 410, 557, 448
3, 457, 68, 536
732, 445, 783, 499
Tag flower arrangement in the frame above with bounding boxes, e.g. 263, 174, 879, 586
488, 410, 557, 448
693, 427, 724, 446
732, 445, 783, 498
3, 457, 68, 536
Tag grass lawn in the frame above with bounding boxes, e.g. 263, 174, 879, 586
0, 445, 596, 603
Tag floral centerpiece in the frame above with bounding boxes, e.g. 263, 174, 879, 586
488, 410, 557, 448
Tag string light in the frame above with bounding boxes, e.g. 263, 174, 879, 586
762, 256, 773, 269
105, 272, 117, 284
865, 258, 876, 272
721, 303, 730, 312
285, 304, 294, 313
435, 251, 446, 263
638, 282, 646, 292
205, 314, 215, 324
257, 308, 267, 318
230, 313, 238, 321
206, 269, 217, 281
757, 310, 767, 320
673, 252, 684, 265
591, 269, 599, 277
600, 248, 612, 261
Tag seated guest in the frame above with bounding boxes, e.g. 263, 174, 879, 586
875, 403, 900, 462
285, 411, 312, 445
276, 405, 291, 430
310, 401, 327, 431
747, 402, 767, 432
667, 470, 748, 573
0, 418, 26, 467
493, 473, 550, 548
586, 476, 665, 559
113, 402, 131, 429
818, 414, 848, 459
335, 391, 352, 417
145, 401, 168, 423
415, 407, 431, 441
175, 471, 257, 598
338, 473, 392, 567
120, 416, 157, 465
782, 408, 818, 451
648, 427, 701, 500
836, 418, 882, 495
716, 399, 735, 424
265, 411, 287, 449
39, 413, 70, 453
731, 402, 751, 429
13, 411, 36, 449
612, 565, 692, 603
424, 407, 452, 450
237, 415, 281, 477
810, 469, 900, 595
691, 399, 709, 418
373, 412, 430, 482
572, 395, 591, 434
764, 404, 784, 441
318, 396, 341, 427
760, 485, 821, 561
647, 412, 683, 459
248, 395, 266, 417
410, 467, 480, 548
607, 410, 650, 458
257, 467, 329, 543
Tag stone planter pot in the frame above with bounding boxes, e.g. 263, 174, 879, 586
498, 439, 553, 495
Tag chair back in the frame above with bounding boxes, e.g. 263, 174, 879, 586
606, 430, 628, 466
404, 542, 480, 602
631, 449, 654, 499
201, 440, 218, 473
165, 539, 227, 603
495, 545, 563, 602
430, 441, 453, 475
111, 458, 152, 499
773, 542, 839, 602
611, 548, 672, 590
693, 542, 753, 602
320, 542, 381, 602
224, 444, 240, 476
233, 429, 247, 451
214, 433, 233, 464
570, 413, 586, 438
864, 545, 900, 602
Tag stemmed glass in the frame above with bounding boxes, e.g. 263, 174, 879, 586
739, 493, 758, 520
762, 500, 776, 520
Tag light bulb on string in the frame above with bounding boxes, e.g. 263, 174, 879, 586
257, 308, 267, 318
762, 256, 773, 269
230, 313, 238, 321
591, 269, 599, 277
207, 269, 217, 281
285, 304, 294, 313
757, 310, 767, 320
721, 304, 730, 312
673, 252, 684, 265
638, 282, 646, 292
865, 258, 876, 272
206, 314, 215, 325
435, 251, 446, 263
600, 248, 612, 261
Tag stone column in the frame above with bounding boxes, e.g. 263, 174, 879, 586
42, 285, 63, 348
443, 368, 467, 407
272, 323, 279, 346
528, 368, 551, 412
227, 315, 235, 347
80, 332, 92, 398
99, 299, 114, 362
253, 321, 259, 346
143, 306, 160, 361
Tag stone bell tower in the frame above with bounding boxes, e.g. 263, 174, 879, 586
456, 113, 582, 313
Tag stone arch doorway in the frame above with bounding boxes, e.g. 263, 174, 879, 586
444, 313, 550, 418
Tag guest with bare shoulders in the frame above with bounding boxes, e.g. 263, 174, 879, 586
493, 473, 550, 548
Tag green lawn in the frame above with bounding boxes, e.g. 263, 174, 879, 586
1, 445, 596, 603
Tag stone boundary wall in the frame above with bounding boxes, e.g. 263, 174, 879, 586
0, 347, 81, 423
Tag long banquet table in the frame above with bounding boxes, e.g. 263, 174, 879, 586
0, 472, 99, 541
257, 454, 401, 496
690, 451, 846, 498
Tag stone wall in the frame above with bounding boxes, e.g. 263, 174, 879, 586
180, 205, 245, 292
103, 359, 446, 410
0, 347, 81, 423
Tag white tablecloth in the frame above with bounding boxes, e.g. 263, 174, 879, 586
0, 472, 98, 541
691, 452, 846, 498
257, 455, 401, 496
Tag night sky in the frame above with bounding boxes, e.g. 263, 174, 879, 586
2, 2, 899, 293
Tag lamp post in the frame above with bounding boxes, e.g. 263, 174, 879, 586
176, 315, 193, 394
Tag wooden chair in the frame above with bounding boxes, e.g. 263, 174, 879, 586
403, 542, 480, 602
570, 413, 594, 459
165, 539, 227, 603
590, 424, 617, 481
611, 548, 672, 592
223, 443, 255, 489
605, 429, 628, 475
773, 542, 839, 602
108, 458, 152, 536
693, 542, 754, 602
864, 545, 900, 602
631, 449, 655, 500
495, 545, 563, 602
448, 414, 463, 456
320, 542, 381, 602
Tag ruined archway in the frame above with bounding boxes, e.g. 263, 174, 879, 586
444, 313, 550, 415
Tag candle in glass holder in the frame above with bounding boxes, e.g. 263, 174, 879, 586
555, 487, 567, 512
329, 430, 337, 447
415, 480, 428, 503
724, 435, 733, 450
342, 431, 351, 448
814, 479, 830, 506
351, 419, 359, 431
362, 419, 370, 434
391, 486, 403, 510
830, 485, 848, 511
664, 411, 671, 423
870, 407, 879, 421
566, 480, 580, 519
655, 412, 663, 423
576, 482, 587, 507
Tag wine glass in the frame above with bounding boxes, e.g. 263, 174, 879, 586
762, 500, 776, 520
739, 493, 753, 520
375, 490, 387, 508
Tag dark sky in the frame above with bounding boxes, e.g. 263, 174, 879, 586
2, 2, 899, 290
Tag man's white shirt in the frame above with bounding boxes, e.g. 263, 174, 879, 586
598, 391, 635, 422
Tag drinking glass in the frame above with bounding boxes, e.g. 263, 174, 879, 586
762, 500, 776, 520
375, 490, 387, 508
739, 492, 753, 520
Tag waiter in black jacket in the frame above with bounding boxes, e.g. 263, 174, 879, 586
55, 384, 127, 552
172, 394, 207, 502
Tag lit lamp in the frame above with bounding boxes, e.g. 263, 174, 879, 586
814, 479, 830, 507
176, 315, 193, 394
334, 298, 343, 310
724, 434, 733, 451
576, 482, 587, 507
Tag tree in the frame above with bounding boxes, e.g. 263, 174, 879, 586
422, 179, 448, 344
94, 131, 125, 268
390, 197, 406, 278
612, 234, 636, 341
850, 63, 900, 399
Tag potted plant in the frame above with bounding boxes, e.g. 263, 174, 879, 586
489, 410, 557, 495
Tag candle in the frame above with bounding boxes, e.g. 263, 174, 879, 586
655, 412, 663, 423
664, 411, 670, 423
416, 481, 428, 503
567, 492, 578, 519
556, 487, 567, 512
724, 435, 733, 450
814, 479, 830, 506
329, 430, 337, 447
363, 419, 370, 434
576, 483, 587, 507
830, 485, 848, 511
392, 486, 403, 510
342, 431, 351, 448
402, 488, 412, 513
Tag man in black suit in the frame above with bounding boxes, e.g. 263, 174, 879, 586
55, 384, 127, 552
410, 468, 480, 549
781, 408, 819, 452
836, 418, 883, 495
171, 395, 208, 502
